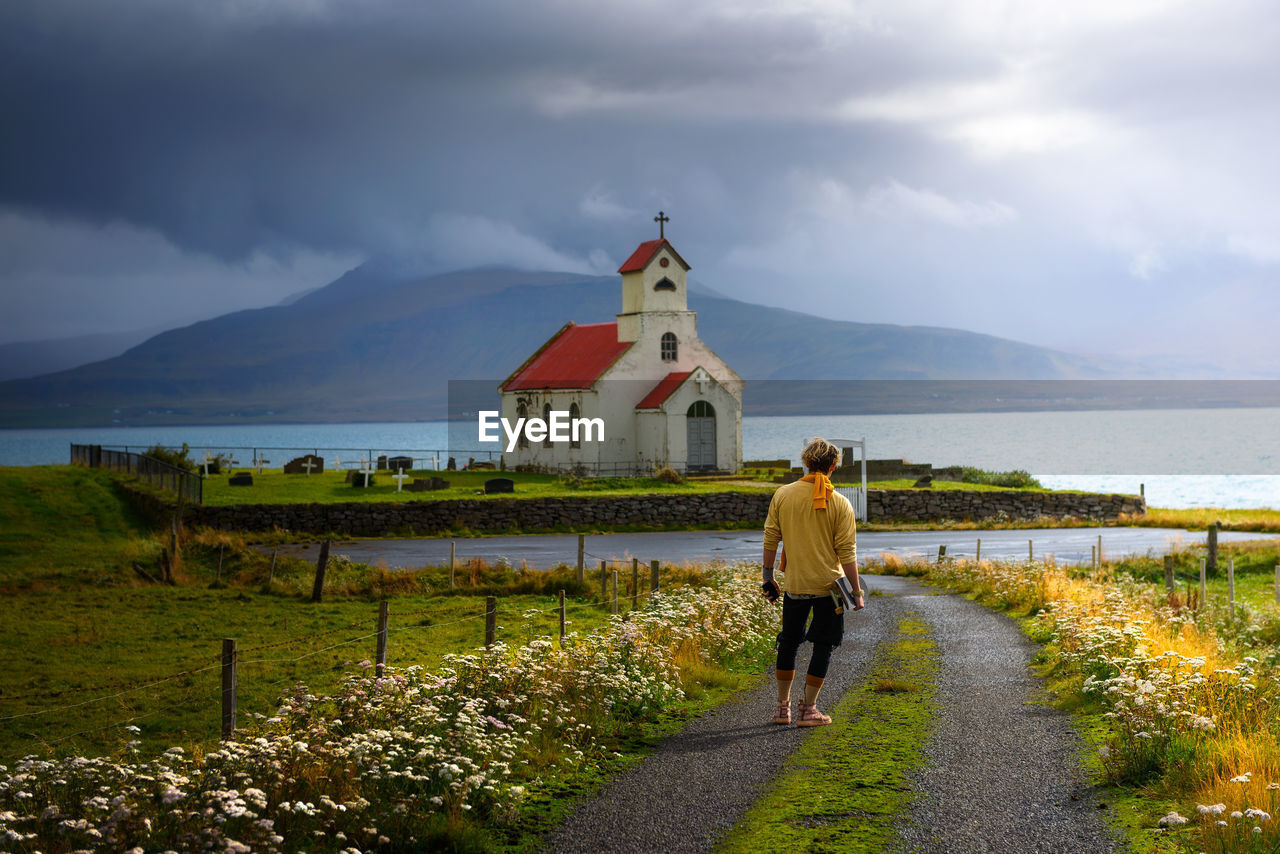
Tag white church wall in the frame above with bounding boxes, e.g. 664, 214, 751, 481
633, 411, 670, 469
499, 389, 603, 471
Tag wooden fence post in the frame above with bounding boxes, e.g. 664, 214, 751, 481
975, 538, 981, 563
612, 570, 618, 615
221, 638, 237, 739
1028, 539, 1033, 563
1091, 545, 1097, 574
577, 535, 585, 586
937, 544, 947, 564
558, 589, 566, 642
311, 539, 330, 603
631, 558, 639, 609
266, 549, 277, 589
376, 600, 389, 677
1097, 534, 1103, 566
650, 559, 660, 594
1199, 557, 1207, 609
485, 596, 497, 647
449, 541, 456, 590
1163, 555, 1175, 593
167, 515, 180, 583
600, 560, 607, 601
1207, 524, 1218, 576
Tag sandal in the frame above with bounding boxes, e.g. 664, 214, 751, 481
796, 702, 832, 727
773, 700, 791, 725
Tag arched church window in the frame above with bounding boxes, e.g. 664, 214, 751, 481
569, 402, 581, 449
543, 403, 553, 448
654, 277, 676, 291
688, 400, 715, 418
661, 332, 677, 362
517, 403, 529, 449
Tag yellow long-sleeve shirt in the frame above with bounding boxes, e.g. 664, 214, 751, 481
762, 478, 857, 595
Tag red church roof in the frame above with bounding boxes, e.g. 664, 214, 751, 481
617, 238, 691, 273
635, 371, 692, 409
501, 322, 632, 391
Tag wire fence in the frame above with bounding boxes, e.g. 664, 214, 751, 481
0, 578, 656, 754
85, 444, 500, 473
71, 443, 203, 504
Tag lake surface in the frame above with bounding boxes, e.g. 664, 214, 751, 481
2, 407, 1278, 509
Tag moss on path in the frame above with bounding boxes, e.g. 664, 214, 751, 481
716, 614, 939, 854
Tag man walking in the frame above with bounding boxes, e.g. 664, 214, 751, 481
761, 437, 863, 726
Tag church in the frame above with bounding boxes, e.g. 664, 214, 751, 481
498, 217, 743, 474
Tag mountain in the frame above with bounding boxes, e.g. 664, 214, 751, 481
0, 330, 161, 382
0, 264, 1257, 427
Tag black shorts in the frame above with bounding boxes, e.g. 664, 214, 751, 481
778, 592, 844, 649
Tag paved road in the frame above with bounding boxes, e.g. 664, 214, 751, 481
277, 526, 1276, 569
542, 575, 1124, 853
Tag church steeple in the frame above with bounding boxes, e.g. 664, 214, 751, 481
616, 230, 691, 316
615, 217, 696, 344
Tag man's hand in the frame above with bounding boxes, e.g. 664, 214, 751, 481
851, 591, 865, 611
762, 579, 781, 603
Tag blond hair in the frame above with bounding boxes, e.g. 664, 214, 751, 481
800, 437, 842, 473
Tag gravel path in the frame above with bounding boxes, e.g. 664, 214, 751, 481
542, 575, 1125, 854
892, 588, 1124, 854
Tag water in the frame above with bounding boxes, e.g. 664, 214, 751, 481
3, 408, 1278, 509
275, 527, 1280, 570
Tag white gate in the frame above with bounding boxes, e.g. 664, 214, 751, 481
829, 437, 868, 522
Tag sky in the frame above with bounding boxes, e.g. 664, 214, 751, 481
2, 0, 1279, 372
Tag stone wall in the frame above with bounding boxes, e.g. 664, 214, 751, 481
172, 488, 1144, 536
869, 489, 1144, 523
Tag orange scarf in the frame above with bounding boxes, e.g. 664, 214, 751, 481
800, 472, 834, 509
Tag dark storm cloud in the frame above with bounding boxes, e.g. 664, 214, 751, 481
0, 0, 980, 259
2, 0, 1279, 367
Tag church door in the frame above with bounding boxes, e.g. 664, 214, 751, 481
686, 401, 717, 471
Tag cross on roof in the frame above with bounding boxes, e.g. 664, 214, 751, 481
654, 210, 669, 239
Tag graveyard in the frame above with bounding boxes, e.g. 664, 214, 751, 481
198, 465, 765, 506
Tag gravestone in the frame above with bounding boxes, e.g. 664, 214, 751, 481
199, 453, 222, 476
484, 477, 514, 494
284, 455, 324, 475
913, 474, 933, 488
447, 457, 457, 470
345, 469, 376, 486
380, 455, 413, 473
408, 477, 450, 492
228, 471, 254, 487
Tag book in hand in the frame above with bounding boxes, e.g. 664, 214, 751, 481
827, 576, 860, 613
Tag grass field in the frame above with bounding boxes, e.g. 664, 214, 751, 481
0, 466, 741, 767
1128, 506, 1280, 533
199, 467, 768, 506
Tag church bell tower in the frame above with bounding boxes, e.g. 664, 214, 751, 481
616, 211, 697, 343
